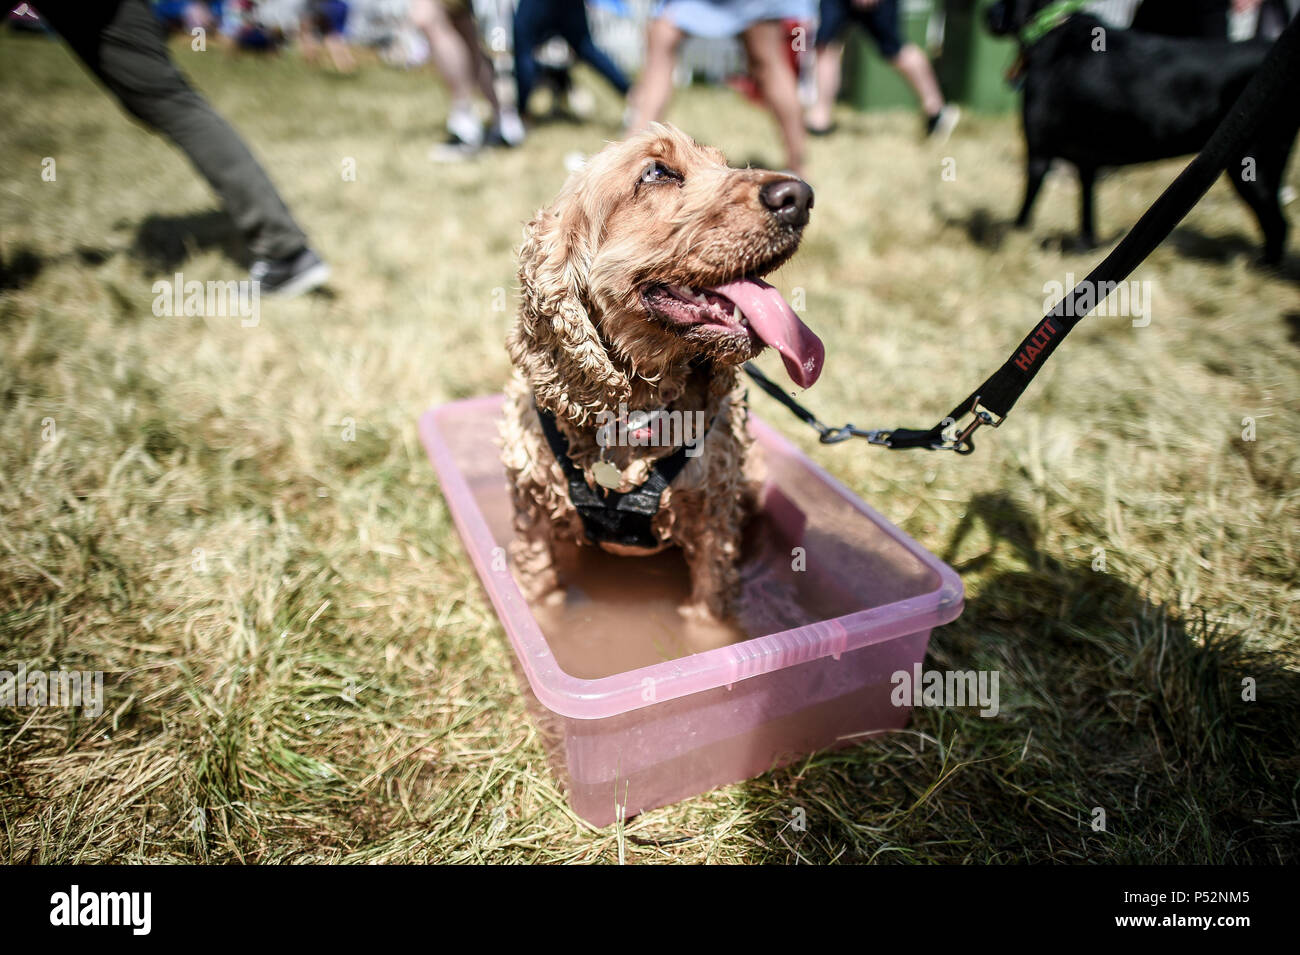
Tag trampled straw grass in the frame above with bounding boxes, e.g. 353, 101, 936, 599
1, 29, 1297, 863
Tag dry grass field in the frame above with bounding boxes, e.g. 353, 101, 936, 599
1, 26, 1298, 863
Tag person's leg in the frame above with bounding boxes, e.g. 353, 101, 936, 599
298, 15, 324, 65
807, 41, 843, 131
513, 0, 543, 112
412, 0, 486, 145
37, 0, 309, 263
448, 5, 500, 115
413, 0, 478, 105
741, 20, 806, 176
575, 39, 632, 96
888, 44, 944, 116
626, 17, 684, 130
807, 0, 848, 131
182, 1, 214, 34
559, 3, 630, 96
323, 34, 356, 73
859, 0, 944, 116
448, 5, 524, 143
320, 2, 356, 73
863, 0, 954, 136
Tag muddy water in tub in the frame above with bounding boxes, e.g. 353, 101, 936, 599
472, 463, 936, 681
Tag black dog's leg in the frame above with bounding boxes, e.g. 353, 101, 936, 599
1230, 146, 1291, 266
1016, 155, 1051, 229
1077, 165, 1099, 250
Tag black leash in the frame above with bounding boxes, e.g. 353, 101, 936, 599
748, 12, 1300, 456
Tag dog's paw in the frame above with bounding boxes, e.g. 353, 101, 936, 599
517, 574, 565, 607
677, 600, 720, 625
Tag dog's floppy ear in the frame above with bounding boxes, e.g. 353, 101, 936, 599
509, 188, 630, 427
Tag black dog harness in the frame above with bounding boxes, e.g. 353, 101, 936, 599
534, 401, 699, 550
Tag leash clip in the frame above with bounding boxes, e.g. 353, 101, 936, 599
942, 399, 1003, 455
819, 424, 892, 446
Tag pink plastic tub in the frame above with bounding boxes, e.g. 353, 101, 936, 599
419, 395, 963, 826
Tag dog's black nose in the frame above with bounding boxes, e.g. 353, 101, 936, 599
760, 178, 814, 227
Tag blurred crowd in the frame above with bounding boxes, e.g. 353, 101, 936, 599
14, 0, 975, 176
8, 0, 1296, 296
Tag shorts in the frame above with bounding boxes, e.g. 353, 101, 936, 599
815, 0, 902, 59
310, 0, 349, 35
656, 0, 815, 38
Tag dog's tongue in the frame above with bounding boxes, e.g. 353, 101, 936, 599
710, 278, 824, 388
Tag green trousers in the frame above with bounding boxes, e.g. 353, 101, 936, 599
35, 0, 308, 261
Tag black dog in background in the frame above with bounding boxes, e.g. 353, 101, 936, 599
1131, 0, 1235, 39
987, 0, 1299, 264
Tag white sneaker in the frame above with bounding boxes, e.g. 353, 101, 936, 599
446, 104, 484, 150
494, 109, 526, 147
565, 86, 596, 119
926, 104, 961, 144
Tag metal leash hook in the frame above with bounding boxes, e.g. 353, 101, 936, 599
941, 397, 998, 454
939, 398, 1004, 455
742, 363, 1004, 456
817, 423, 893, 446
817, 414, 995, 454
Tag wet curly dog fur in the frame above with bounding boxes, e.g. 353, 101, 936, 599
501, 123, 818, 621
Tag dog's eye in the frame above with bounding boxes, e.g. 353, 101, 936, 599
640, 161, 682, 185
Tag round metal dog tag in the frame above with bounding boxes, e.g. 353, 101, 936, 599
592, 461, 622, 490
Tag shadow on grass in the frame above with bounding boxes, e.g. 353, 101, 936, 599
1284, 312, 1300, 346
131, 209, 247, 273
1171, 225, 1300, 281
0, 246, 45, 291
0, 244, 118, 293
963, 206, 1013, 251
937, 205, 1013, 251
942, 206, 1289, 269
1034, 230, 1126, 255
733, 491, 1300, 863
937, 205, 1124, 255
0, 209, 248, 292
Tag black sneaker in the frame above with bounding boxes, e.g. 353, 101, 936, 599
250, 247, 330, 297
483, 118, 526, 149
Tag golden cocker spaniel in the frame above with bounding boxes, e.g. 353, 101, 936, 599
501, 123, 822, 621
